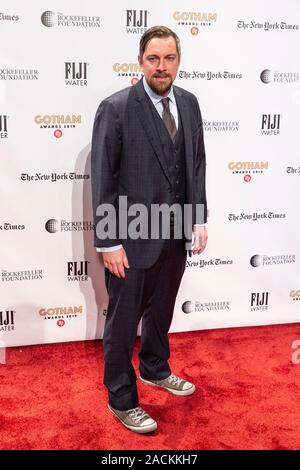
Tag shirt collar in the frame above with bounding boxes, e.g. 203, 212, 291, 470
142, 76, 176, 106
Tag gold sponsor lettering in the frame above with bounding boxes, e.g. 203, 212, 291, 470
290, 290, 300, 297
228, 161, 269, 170
34, 115, 81, 124
39, 306, 83, 316
113, 63, 142, 73
173, 11, 217, 22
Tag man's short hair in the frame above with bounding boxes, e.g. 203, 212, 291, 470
139, 25, 181, 59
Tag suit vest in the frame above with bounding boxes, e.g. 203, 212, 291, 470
145, 95, 187, 212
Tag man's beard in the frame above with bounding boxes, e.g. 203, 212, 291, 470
148, 73, 173, 96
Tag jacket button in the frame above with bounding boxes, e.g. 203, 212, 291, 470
175, 164, 179, 169
176, 180, 180, 185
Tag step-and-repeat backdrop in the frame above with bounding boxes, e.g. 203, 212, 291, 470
1, 0, 300, 347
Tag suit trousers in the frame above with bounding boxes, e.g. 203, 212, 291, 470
103, 231, 187, 410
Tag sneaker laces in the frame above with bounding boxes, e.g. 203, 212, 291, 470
167, 374, 183, 387
128, 407, 148, 423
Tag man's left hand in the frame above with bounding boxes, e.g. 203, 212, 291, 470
192, 226, 208, 255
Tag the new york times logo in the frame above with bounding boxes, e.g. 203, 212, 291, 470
65, 62, 88, 86
179, 70, 242, 80
238, 20, 299, 31
286, 166, 300, 175
186, 258, 233, 269
21, 172, 89, 182
0, 115, 8, 138
0, 13, 19, 21
67, 261, 89, 281
0, 222, 25, 231
228, 211, 286, 222
125, 10, 149, 34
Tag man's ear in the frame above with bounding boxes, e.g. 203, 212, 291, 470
138, 55, 143, 66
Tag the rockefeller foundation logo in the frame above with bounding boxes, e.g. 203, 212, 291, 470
203, 119, 239, 132
45, 219, 94, 233
2, 269, 43, 282
182, 300, 230, 314
260, 69, 300, 84
250, 254, 295, 267
41, 11, 100, 28
0, 69, 38, 81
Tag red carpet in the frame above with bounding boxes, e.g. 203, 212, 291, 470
1, 323, 300, 450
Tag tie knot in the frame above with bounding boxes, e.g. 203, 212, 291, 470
161, 97, 170, 110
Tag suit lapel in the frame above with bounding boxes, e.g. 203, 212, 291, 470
133, 80, 171, 186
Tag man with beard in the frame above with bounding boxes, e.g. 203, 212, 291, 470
91, 26, 207, 433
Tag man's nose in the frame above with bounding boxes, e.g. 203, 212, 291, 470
156, 59, 167, 70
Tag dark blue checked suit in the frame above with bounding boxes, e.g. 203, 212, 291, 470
91, 78, 207, 410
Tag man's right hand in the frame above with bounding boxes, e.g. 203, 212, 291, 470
102, 248, 130, 279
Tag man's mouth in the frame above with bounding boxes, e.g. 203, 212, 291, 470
153, 75, 170, 79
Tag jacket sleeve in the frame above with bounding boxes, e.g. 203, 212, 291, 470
193, 98, 207, 225
91, 99, 122, 248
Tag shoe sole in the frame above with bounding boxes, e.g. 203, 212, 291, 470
108, 405, 157, 434
140, 376, 196, 396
